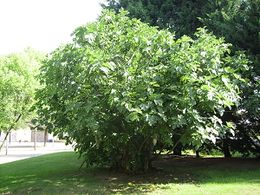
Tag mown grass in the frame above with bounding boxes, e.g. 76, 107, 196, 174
0, 152, 259, 195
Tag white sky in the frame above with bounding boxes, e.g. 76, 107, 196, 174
0, 0, 104, 55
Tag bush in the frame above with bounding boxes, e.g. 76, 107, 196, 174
36, 10, 247, 173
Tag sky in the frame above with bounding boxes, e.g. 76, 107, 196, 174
0, 0, 104, 55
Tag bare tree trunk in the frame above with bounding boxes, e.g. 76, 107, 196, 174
34, 129, 37, 150
0, 114, 22, 150
172, 129, 183, 156
196, 150, 200, 158
44, 128, 48, 147
5, 135, 9, 155
223, 138, 231, 158
173, 144, 182, 155
9, 132, 12, 143
0, 131, 10, 151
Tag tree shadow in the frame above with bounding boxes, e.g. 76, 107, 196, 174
1, 156, 259, 194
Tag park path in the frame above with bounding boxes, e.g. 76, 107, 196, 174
0, 142, 73, 164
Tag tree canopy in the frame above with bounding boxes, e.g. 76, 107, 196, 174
36, 10, 248, 172
104, 0, 210, 38
0, 49, 42, 131
104, 0, 260, 53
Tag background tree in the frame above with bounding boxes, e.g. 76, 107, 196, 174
202, 0, 260, 155
36, 10, 247, 173
104, 0, 210, 38
0, 49, 42, 149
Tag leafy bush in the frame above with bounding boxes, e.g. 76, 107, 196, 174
36, 10, 247, 173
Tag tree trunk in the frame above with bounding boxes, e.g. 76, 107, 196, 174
196, 150, 200, 158
0, 132, 10, 151
121, 149, 130, 173
0, 114, 22, 150
173, 144, 182, 155
172, 129, 183, 156
5, 135, 9, 155
44, 128, 48, 147
223, 139, 231, 158
142, 145, 153, 173
34, 130, 37, 150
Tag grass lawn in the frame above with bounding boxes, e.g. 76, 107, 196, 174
0, 152, 259, 195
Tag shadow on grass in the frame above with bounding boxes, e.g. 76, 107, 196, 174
1, 156, 260, 194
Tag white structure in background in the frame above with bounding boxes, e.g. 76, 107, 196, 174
0, 128, 58, 142
11, 127, 31, 142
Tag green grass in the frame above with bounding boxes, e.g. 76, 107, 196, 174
0, 152, 259, 195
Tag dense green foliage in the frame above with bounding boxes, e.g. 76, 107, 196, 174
104, 0, 210, 38
104, 0, 260, 156
36, 10, 248, 172
104, 0, 260, 51
0, 49, 42, 132
202, 0, 260, 155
